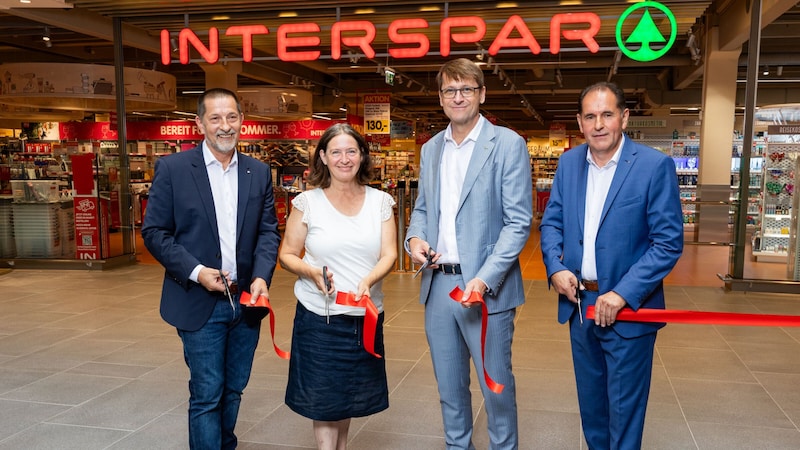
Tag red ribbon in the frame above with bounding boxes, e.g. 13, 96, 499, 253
449, 287, 504, 394
586, 305, 800, 327
239, 292, 291, 359
335, 291, 382, 358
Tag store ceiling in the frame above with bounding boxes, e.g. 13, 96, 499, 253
1, 0, 800, 136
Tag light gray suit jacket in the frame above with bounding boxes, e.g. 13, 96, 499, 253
406, 119, 533, 313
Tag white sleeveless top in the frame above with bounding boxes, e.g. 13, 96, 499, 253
291, 186, 395, 316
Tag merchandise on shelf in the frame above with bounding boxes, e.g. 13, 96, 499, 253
753, 140, 797, 260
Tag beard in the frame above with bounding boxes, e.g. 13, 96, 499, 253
208, 132, 237, 154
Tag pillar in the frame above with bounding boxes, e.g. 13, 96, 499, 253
697, 27, 741, 244
200, 61, 241, 91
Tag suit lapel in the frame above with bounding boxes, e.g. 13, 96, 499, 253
599, 140, 636, 226
429, 133, 444, 220
577, 145, 589, 237
236, 154, 251, 243
190, 146, 219, 239
457, 120, 495, 213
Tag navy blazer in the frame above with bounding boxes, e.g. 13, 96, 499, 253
406, 120, 533, 313
539, 139, 683, 338
142, 145, 281, 331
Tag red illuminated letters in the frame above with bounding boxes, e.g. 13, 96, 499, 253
278, 23, 321, 62
331, 21, 377, 59
226, 25, 269, 62
388, 19, 430, 59
440, 16, 486, 57
179, 27, 218, 64
550, 13, 601, 54
488, 15, 541, 55
161, 12, 604, 64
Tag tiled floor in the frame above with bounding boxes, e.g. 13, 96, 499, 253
1, 229, 799, 449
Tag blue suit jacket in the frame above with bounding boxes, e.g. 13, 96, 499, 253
540, 139, 683, 338
406, 120, 533, 313
142, 145, 281, 331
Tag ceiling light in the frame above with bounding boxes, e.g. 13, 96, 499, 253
497, 2, 518, 8
279, 11, 298, 18
42, 26, 50, 42
355, 8, 375, 14
20, 0, 32, 3
762, 66, 770, 76
419, 5, 440, 11
211, 15, 230, 21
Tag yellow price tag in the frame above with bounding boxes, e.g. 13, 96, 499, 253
365, 119, 390, 133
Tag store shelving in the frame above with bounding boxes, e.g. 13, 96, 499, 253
752, 141, 798, 261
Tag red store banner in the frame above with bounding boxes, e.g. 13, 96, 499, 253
59, 119, 342, 142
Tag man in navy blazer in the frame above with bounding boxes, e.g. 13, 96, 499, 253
406, 58, 533, 450
540, 82, 683, 449
142, 88, 280, 449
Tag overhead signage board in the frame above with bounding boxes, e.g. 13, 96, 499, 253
160, 2, 676, 65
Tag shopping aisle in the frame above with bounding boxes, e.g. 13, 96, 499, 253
1, 235, 799, 448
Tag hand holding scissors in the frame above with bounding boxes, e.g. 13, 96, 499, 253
413, 247, 436, 279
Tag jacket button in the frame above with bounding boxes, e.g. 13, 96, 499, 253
579, 240, 583, 245
216, 253, 221, 259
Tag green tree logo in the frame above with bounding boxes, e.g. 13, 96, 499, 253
616, 1, 677, 62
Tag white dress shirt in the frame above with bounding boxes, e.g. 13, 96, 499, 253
580, 136, 623, 281
190, 143, 239, 282
436, 115, 485, 264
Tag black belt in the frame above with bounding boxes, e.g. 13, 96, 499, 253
437, 264, 462, 275
581, 280, 599, 292
216, 282, 238, 298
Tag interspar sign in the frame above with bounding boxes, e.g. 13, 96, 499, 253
161, 2, 676, 65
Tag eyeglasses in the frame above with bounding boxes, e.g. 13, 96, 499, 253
440, 86, 482, 99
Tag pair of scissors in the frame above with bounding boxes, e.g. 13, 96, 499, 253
323, 266, 331, 324
219, 269, 235, 311
413, 248, 436, 279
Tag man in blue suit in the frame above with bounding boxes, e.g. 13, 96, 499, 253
406, 58, 533, 450
540, 82, 683, 449
142, 88, 281, 449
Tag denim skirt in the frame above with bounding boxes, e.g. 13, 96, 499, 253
285, 302, 389, 421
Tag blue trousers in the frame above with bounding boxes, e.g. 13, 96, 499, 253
178, 298, 261, 450
425, 272, 518, 450
570, 291, 656, 450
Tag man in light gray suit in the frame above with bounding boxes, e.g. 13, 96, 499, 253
406, 58, 533, 450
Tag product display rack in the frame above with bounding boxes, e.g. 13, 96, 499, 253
752, 141, 798, 261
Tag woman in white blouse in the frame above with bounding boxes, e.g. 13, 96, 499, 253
279, 123, 397, 450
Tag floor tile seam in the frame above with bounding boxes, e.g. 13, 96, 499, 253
684, 417, 800, 431
0, 367, 135, 401
6, 376, 138, 411
749, 372, 800, 432
385, 352, 435, 398
512, 336, 571, 344
665, 375, 762, 385
654, 348, 700, 449
18, 330, 142, 365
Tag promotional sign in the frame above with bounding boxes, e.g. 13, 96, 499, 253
73, 196, 109, 260
363, 94, 391, 135
70, 153, 108, 260
549, 123, 566, 151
